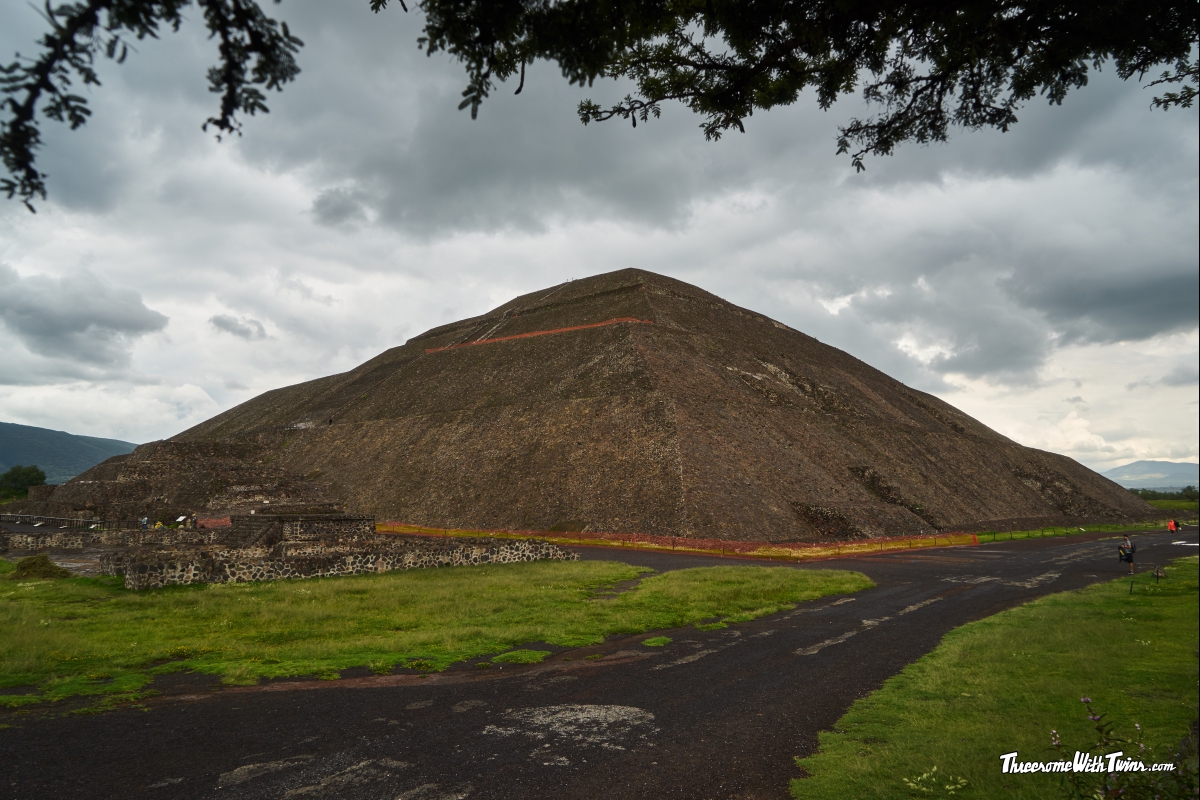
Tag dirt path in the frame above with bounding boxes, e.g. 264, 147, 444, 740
2, 528, 1195, 800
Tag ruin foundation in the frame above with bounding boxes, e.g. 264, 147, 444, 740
3, 514, 578, 589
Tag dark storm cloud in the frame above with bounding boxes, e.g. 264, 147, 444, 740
228, 1, 1198, 236
221, 1, 834, 234
818, 271, 1055, 382
1002, 268, 1200, 346
312, 188, 370, 227
0, 264, 168, 367
5, 0, 1196, 227
6, 0, 1194, 233
209, 315, 267, 340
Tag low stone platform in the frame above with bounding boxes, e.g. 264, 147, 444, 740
102, 535, 578, 589
4, 515, 579, 590
2, 528, 226, 551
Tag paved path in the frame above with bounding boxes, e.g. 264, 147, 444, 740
2, 528, 1196, 800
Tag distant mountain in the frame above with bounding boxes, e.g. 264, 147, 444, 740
1101, 460, 1200, 490
0, 421, 138, 484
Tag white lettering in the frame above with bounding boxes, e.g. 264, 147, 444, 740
1006, 751, 1175, 776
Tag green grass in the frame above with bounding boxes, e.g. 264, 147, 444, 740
0, 559, 871, 709
1146, 498, 1199, 513
973, 519, 1188, 544
492, 649, 552, 664
642, 636, 672, 647
792, 556, 1199, 800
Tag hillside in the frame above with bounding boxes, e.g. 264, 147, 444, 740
1101, 460, 1199, 490
0, 421, 137, 484
26, 269, 1157, 538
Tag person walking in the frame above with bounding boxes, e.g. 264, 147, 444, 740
1167, 518, 1177, 533
1118, 535, 1136, 574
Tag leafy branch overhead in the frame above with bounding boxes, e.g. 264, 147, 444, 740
1, 0, 302, 211
4, 1, 1198, 210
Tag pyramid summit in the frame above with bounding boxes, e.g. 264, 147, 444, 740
27, 269, 1154, 539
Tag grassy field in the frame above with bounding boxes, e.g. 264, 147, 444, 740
973, 518, 1188, 544
792, 556, 1199, 800
0, 559, 872, 709
1146, 498, 1199, 513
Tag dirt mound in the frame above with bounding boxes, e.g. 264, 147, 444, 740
7, 554, 74, 580
24, 269, 1157, 540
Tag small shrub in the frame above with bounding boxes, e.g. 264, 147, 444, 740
1050, 698, 1198, 800
6, 555, 72, 580
902, 766, 968, 797
491, 650, 551, 664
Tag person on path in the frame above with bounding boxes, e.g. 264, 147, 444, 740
1167, 519, 1177, 533
140, 516, 148, 530
1118, 535, 1136, 574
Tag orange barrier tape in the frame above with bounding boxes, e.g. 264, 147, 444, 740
376, 521, 979, 562
425, 317, 653, 353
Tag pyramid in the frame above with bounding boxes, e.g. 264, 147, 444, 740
30, 269, 1155, 540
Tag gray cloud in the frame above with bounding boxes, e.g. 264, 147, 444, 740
0, 264, 168, 367
209, 314, 267, 340
220, 1, 1198, 238
1161, 363, 1200, 387
6, 0, 1197, 235
312, 188, 370, 227
1002, 269, 1199, 346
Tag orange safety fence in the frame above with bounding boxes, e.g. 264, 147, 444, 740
424, 317, 653, 353
376, 521, 979, 562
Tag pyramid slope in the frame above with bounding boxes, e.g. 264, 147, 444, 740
34, 270, 1155, 538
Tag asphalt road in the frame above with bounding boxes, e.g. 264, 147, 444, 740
2, 528, 1196, 800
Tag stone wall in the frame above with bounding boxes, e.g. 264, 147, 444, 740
1, 514, 374, 553
282, 516, 375, 542
226, 514, 375, 547
104, 536, 578, 590
26, 485, 58, 501
2, 528, 227, 551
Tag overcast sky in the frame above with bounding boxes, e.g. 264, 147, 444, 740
0, 1, 1196, 472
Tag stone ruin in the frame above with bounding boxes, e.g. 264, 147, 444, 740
2, 512, 577, 590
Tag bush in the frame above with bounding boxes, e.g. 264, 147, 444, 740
6, 554, 73, 580
1130, 486, 1199, 502
0, 464, 46, 499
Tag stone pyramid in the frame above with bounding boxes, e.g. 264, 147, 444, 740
33, 269, 1154, 540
